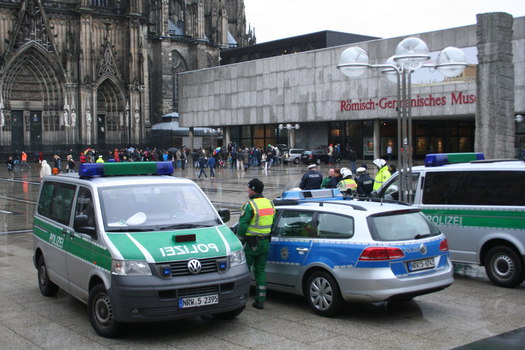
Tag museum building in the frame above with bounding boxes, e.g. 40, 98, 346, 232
180, 13, 525, 159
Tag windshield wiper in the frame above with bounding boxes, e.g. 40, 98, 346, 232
414, 233, 436, 239
159, 223, 212, 230
106, 228, 155, 232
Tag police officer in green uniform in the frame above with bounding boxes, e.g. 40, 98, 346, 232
237, 178, 275, 310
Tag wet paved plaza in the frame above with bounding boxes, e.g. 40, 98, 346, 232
0, 163, 524, 349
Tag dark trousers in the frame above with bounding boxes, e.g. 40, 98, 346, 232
244, 238, 270, 303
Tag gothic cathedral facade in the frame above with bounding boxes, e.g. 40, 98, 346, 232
0, 0, 254, 152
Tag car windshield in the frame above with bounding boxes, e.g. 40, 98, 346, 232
99, 183, 220, 231
367, 210, 440, 241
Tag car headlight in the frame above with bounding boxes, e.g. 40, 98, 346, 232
111, 260, 152, 276
229, 249, 246, 267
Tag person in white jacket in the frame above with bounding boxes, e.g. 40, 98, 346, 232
40, 159, 52, 179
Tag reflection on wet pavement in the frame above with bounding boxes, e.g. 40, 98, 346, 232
0, 163, 524, 349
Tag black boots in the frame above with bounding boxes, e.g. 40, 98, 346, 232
252, 301, 264, 310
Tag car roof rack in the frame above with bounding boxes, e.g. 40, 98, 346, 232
360, 197, 412, 206
274, 198, 368, 211
469, 158, 521, 164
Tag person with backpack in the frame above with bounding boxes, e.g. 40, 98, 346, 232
206, 155, 216, 178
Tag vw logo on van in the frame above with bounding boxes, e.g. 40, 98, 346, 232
420, 244, 428, 255
187, 259, 202, 274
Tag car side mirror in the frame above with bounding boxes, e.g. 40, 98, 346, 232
371, 190, 379, 198
74, 214, 96, 237
218, 208, 230, 223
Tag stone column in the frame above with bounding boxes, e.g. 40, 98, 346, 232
373, 119, 381, 160
189, 127, 195, 151
224, 126, 231, 146
476, 12, 515, 158
289, 128, 296, 149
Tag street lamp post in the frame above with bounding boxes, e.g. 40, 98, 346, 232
337, 37, 468, 203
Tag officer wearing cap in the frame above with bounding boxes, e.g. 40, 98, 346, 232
299, 164, 323, 190
237, 178, 275, 310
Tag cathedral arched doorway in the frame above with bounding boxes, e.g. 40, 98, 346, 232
1, 44, 65, 152
95, 77, 126, 148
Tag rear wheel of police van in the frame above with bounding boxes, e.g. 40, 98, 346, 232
306, 271, 343, 317
485, 246, 525, 288
37, 255, 59, 297
88, 284, 121, 338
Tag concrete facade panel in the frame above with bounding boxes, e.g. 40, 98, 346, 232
179, 15, 524, 159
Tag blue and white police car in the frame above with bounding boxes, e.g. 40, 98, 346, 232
265, 189, 453, 316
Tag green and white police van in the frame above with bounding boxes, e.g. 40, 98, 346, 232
33, 161, 249, 337
376, 153, 525, 288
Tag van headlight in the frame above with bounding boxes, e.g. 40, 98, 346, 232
111, 260, 152, 276
229, 249, 246, 267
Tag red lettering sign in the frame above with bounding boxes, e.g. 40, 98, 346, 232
340, 92, 475, 112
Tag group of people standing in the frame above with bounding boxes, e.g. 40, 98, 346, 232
299, 158, 394, 197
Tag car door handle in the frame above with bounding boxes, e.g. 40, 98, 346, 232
296, 248, 309, 254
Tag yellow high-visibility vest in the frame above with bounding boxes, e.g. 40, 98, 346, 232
246, 197, 275, 237
337, 178, 357, 192
373, 166, 392, 191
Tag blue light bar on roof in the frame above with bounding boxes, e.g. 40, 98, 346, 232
78, 162, 174, 177
281, 189, 344, 200
424, 153, 485, 167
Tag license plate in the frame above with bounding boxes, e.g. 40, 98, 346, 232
178, 294, 219, 309
408, 258, 435, 272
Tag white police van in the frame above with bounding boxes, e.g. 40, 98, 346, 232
262, 189, 453, 316
376, 153, 525, 287
33, 161, 249, 337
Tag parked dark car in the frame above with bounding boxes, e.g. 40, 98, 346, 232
301, 150, 329, 164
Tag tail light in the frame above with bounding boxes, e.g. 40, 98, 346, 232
308, 155, 313, 159
359, 247, 405, 261
439, 239, 449, 251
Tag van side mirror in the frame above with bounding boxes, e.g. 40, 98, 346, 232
74, 214, 96, 237
218, 208, 230, 223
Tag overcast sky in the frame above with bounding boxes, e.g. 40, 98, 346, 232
243, 0, 525, 43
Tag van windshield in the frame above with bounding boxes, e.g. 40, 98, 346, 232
99, 184, 220, 231
367, 210, 440, 241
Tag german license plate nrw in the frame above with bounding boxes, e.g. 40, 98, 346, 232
179, 294, 219, 309
408, 258, 435, 272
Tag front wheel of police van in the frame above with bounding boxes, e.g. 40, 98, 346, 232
37, 255, 59, 297
88, 284, 121, 338
485, 246, 525, 288
306, 271, 343, 317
